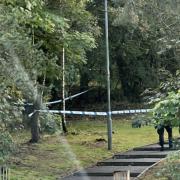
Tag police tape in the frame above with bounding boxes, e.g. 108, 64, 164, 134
14, 89, 91, 106
112, 109, 151, 114
28, 109, 152, 117
45, 89, 90, 105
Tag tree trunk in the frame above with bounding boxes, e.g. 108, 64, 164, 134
61, 115, 68, 133
29, 96, 41, 143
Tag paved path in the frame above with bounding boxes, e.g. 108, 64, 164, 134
62, 143, 176, 180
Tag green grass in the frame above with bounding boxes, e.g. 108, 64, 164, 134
9, 119, 179, 179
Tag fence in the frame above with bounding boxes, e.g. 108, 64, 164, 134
0, 166, 10, 180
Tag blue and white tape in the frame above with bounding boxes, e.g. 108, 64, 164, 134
112, 109, 151, 114
45, 89, 90, 105
14, 89, 91, 106
28, 109, 152, 117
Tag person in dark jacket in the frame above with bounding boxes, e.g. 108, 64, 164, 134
157, 125, 173, 151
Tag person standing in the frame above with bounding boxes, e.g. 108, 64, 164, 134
157, 125, 173, 151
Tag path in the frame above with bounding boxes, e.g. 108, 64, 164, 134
62, 143, 176, 180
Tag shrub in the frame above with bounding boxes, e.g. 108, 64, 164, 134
0, 131, 15, 164
153, 91, 180, 127
156, 151, 180, 180
131, 114, 153, 128
40, 113, 62, 134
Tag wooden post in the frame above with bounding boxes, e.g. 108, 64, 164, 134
113, 170, 130, 180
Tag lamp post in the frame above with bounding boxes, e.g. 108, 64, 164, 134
104, 0, 112, 150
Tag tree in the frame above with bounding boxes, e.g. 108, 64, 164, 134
85, 0, 179, 102
0, 0, 55, 142
0, 0, 98, 141
146, 70, 180, 129
153, 91, 180, 128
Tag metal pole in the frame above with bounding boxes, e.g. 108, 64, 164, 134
62, 47, 66, 126
105, 0, 112, 150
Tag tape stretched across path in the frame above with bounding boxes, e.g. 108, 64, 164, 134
14, 89, 91, 106
45, 89, 90, 105
28, 109, 152, 117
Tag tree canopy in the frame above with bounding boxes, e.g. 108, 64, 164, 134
0, 0, 179, 143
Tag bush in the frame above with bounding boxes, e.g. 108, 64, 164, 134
0, 131, 15, 164
40, 113, 62, 134
153, 91, 180, 127
156, 151, 180, 180
131, 114, 152, 128
0, 84, 24, 131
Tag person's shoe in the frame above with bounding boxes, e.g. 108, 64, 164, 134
160, 146, 164, 151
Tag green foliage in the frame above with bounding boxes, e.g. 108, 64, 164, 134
147, 69, 179, 128
156, 151, 180, 180
0, 0, 178, 146
131, 114, 153, 128
0, 82, 24, 130
40, 114, 62, 134
159, 70, 180, 93
84, 0, 179, 102
0, 0, 52, 101
0, 132, 15, 163
153, 91, 180, 127
0, 0, 98, 139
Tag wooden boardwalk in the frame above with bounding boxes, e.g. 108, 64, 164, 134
62, 143, 176, 180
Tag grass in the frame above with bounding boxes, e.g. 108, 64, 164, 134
9, 118, 179, 180
139, 151, 180, 180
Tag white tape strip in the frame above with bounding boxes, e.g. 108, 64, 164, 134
28, 109, 152, 117
15, 89, 91, 106
111, 109, 151, 115
45, 89, 90, 105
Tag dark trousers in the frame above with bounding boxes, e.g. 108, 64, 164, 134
157, 125, 172, 147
